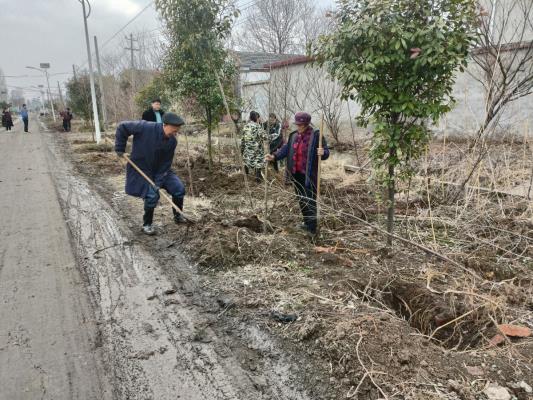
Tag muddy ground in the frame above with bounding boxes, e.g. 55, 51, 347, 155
51, 119, 532, 400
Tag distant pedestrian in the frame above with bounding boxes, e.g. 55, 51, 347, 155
60, 108, 73, 132
241, 111, 268, 182
20, 104, 29, 133
142, 98, 165, 123
263, 113, 284, 172
115, 112, 187, 236
266, 112, 330, 235
2, 108, 14, 131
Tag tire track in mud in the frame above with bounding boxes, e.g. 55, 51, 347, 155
42, 130, 313, 400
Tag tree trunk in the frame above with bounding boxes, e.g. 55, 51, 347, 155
206, 108, 213, 171
387, 155, 396, 247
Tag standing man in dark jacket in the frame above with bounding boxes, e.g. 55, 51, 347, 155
266, 112, 329, 235
20, 104, 29, 133
141, 98, 165, 123
60, 108, 73, 132
2, 108, 14, 131
115, 112, 186, 235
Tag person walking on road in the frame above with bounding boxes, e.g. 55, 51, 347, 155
241, 111, 268, 183
266, 112, 330, 235
115, 112, 186, 236
60, 107, 73, 132
20, 104, 29, 133
142, 98, 165, 123
2, 108, 14, 131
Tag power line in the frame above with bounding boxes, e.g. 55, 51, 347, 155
233, 0, 261, 29
77, 0, 155, 69
1, 73, 71, 79
73, 0, 252, 74
100, 1, 155, 49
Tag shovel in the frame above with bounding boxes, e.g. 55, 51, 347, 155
123, 154, 197, 223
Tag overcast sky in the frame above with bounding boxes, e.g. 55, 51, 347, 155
0, 0, 335, 101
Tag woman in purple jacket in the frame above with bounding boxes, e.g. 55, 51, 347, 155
266, 112, 329, 235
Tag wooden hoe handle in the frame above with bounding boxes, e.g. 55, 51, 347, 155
123, 154, 195, 222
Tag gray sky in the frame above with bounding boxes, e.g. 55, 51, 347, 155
0, 0, 335, 101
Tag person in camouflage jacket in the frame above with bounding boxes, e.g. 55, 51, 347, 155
241, 111, 268, 182
263, 113, 284, 172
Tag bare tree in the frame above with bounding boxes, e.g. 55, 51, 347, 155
136, 29, 167, 71
299, 4, 334, 51
454, 0, 533, 194
472, 0, 533, 139
270, 64, 295, 122
269, 62, 344, 142
308, 67, 343, 143
94, 29, 166, 123
235, 0, 317, 54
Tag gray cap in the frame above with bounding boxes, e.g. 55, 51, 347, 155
162, 112, 185, 126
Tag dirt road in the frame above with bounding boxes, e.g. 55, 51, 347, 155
0, 118, 112, 399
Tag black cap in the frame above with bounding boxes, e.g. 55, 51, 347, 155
152, 98, 161, 103
162, 112, 185, 126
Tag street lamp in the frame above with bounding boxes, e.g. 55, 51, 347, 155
26, 64, 56, 122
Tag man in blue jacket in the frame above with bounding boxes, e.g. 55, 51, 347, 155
20, 104, 29, 133
115, 112, 186, 236
266, 112, 329, 235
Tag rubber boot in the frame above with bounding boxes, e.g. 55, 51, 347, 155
172, 196, 186, 224
143, 208, 155, 226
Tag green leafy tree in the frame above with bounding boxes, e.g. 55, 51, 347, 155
66, 74, 102, 129
135, 74, 171, 113
155, 0, 238, 169
314, 0, 477, 246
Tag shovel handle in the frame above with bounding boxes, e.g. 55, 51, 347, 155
123, 154, 189, 219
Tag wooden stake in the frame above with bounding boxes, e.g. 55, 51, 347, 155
316, 115, 325, 234
183, 131, 195, 197
263, 139, 269, 233
123, 154, 196, 223
216, 124, 222, 165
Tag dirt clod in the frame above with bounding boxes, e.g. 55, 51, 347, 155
483, 383, 512, 400
216, 297, 236, 310
271, 311, 298, 324
163, 287, 178, 295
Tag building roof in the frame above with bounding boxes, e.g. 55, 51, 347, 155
265, 55, 314, 69
472, 40, 533, 55
232, 51, 301, 71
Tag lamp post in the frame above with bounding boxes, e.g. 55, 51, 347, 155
26, 64, 56, 122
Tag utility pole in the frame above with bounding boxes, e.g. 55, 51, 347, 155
38, 85, 45, 114
124, 33, 139, 91
79, 0, 101, 143
72, 64, 78, 81
93, 36, 108, 131
44, 69, 56, 122
57, 81, 65, 108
